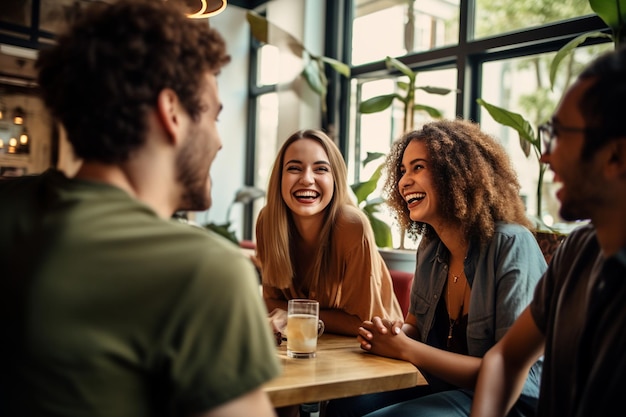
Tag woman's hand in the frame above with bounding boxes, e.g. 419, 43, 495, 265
268, 308, 288, 345
357, 316, 408, 360
268, 308, 287, 334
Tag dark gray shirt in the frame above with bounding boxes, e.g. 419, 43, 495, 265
530, 224, 626, 417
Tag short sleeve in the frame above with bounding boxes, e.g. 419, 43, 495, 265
492, 226, 547, 341
163, 236, 280, 414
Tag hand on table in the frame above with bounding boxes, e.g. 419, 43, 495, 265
268, 308, 287, 346
357, 316, 408, 360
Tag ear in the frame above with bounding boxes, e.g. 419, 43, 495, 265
604, 137, 626, 179
156, 88, 187, 145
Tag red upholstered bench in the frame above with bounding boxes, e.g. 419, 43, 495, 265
390, 269, 414, 317
239, 239, 257, 250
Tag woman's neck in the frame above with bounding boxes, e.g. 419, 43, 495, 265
435, 221, 468, 262
292, 213, 325, 248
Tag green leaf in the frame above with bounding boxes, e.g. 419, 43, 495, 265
246, 10, 268, 43
417, 86, 458, 95
549, 32, 612, 90
590, 0, 626, 31
204, 222, 239, 245
363, 211, 393, 248
476, 98, 537, 152
351, 163, 384, 204
397, 81, 410, 91
363, 152, 386, 166
302, 60, 326, 96
246, 10, 304, 57
385, 56, 415, 80
359, 94, 399, 113
320, 56, 351, 77
414, 104, 443, 118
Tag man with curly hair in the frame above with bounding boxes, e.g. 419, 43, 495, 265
471, 46, 626, 417
0, 1, 280, 416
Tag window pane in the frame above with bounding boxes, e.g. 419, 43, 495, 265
1, 1, 31, 26
352, 0, 460, 66
252, 92, 279, 225
352, 67, 457, 183
257, 44, 280, 87
255, 93, 279, 190
478, 44, 610, 230
348, 68, 456, 248
474, 0, 593, 40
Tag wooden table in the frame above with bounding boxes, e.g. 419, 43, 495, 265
262, 333, 428, 407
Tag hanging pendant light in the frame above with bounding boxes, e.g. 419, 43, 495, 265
184, 0, 227, 19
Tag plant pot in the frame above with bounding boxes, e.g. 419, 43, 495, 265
535, 231, 566, 264
378, 248, 416, 273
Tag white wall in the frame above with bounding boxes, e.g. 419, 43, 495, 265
194, 1, 326, 240
192, 6, 251, 232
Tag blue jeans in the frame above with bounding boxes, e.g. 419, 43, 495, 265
325, 386, 432, 417
326, 388, 536, 417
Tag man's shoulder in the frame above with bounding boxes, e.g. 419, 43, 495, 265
0, 169, 62, 198
551, 223, 597, 260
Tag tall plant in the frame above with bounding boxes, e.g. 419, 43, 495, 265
352, 56, 458, 247
358, 56, 455, 132
550, 0, 626, 90
477, 0, 626, 228
476, 98, 547, 222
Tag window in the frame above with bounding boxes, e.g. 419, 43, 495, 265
347, 0, 608, 234
352, 0, 460, 66
474, 0, 593, 40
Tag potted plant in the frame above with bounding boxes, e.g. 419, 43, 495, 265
476, 98, 569, 262
475, 0, 626, 261
203, 186, 266, 245
477, 0, 626, 228
352, 56, 458, 248
351, 56, 458, 271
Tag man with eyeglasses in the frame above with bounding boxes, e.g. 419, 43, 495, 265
470, 47, 626, 417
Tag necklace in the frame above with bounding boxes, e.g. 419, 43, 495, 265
446, 275, 468, 348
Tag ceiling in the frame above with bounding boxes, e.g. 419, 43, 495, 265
229, 0, 270, 10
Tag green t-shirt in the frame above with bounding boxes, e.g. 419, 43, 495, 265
0, 170, 280, 416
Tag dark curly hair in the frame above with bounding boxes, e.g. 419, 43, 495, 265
383, 118, 533, 246
36, 0, 230, 164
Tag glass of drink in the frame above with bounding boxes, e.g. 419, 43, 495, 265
287, 299, 325, 358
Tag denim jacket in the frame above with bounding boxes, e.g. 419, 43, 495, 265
409, 222, 546, 397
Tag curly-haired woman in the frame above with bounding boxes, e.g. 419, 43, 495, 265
326, 119, 546, 417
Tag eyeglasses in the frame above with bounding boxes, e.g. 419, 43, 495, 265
538, 120, 587, 155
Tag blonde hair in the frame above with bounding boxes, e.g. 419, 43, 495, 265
256, 129, 358, 289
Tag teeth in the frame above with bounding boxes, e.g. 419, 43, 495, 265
405, 192, 425, 203
295, 190, 319, 198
